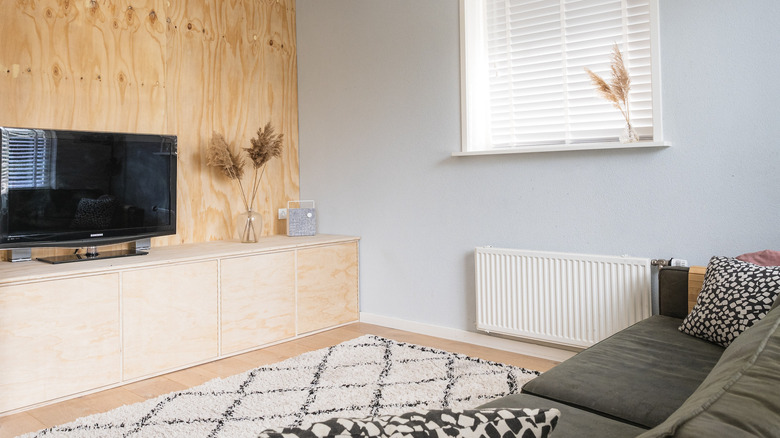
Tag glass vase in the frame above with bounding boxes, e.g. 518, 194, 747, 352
236, 210, 262, 243
620, 122, 639, 144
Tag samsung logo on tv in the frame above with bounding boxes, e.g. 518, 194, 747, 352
91, 233, 104, 237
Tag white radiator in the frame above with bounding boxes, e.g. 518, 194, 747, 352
475, 247, 652, 348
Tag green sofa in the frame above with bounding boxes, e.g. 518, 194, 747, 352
479, 267, 780, 437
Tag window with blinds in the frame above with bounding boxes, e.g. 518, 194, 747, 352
1, 128, 54, 190
460, 0, 664, 154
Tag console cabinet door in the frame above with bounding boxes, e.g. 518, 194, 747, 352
297, 242, 359, 334
0, 274, 120, 412
122, 261, 218, 380
221, 251, 296, 354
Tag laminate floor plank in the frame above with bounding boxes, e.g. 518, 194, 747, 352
162, 366, 222, 388
122, 376, 189, 400
21, 399, 94, 434
235, 348, 288, 367
0, 413, 45, 438
79, 388, 146, 413
197, 355, 257, 378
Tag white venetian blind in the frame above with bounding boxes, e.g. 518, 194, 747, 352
482, 0, 653, 148
2, 128, 52, 189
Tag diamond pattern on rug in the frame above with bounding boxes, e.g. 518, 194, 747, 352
20, 335, 539, 438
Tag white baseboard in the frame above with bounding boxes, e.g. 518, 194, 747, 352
359, 312, 577, 363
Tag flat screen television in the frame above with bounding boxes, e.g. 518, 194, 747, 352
0, 127, 177, 263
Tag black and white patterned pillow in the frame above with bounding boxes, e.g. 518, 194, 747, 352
680, 256, 780, 347
257, 408, 560, 438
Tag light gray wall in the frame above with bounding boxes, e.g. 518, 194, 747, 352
296, 0, 780, 331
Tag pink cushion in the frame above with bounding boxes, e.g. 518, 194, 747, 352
737, 249, 780, 266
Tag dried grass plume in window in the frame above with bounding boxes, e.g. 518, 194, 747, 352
207, 122, 284, 211
585, 43, 638, 143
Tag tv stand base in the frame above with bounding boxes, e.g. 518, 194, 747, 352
10, 248, 32, 263
37, 249, 148, 264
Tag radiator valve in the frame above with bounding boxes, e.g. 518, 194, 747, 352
651, 258, 689, 268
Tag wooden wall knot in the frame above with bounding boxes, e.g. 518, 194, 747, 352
52, 63, 64, 86
148, 10, 157, 24
268, 38, 286, 52
117, 71, 128, 98
86, 0, 103, 20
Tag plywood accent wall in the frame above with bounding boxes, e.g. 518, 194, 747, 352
0, 0, 299, 260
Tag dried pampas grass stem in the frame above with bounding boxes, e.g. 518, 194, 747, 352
245, 122, 284, 210
584, 43, 632, 127
207, 132, 245, 180
207, 123, 284, 212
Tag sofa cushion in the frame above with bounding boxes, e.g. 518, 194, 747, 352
638, 306, 780, 438
258, 408, 561, 438
521, 315, 724, 428
680, 256, 780, 347
736, 249, 780, 266
479, 393, 646, 438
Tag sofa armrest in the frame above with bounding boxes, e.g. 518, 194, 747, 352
658, 266, 690, 318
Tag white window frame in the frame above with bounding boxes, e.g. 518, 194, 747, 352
457, 0, 669, 156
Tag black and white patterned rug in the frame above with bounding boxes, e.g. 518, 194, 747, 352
22, 335, 538, 438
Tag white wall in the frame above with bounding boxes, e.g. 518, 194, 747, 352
296, 0, 780, 331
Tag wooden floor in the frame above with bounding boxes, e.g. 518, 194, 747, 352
0, 322, 559, 438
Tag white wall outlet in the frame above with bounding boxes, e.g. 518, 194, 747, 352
278, 208, 288, 220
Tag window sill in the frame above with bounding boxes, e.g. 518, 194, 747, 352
452, 141, 671, 157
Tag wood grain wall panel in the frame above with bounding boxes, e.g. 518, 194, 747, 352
0, 0, 300, 260
160, 0, 218, 246
0, 274, 121, 412
0, 0, 167, 133
158, 0, 300, 246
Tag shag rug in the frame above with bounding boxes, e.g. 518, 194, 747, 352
22, 335, 538, 438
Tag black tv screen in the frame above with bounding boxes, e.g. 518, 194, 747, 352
0, 127, 177, 252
